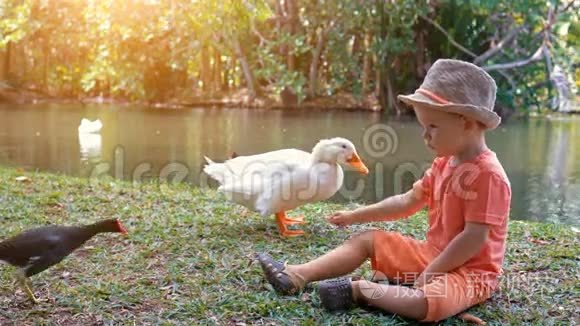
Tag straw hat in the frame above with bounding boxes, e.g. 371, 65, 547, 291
398, 59, 501, 130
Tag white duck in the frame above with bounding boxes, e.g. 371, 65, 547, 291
203, 137, 369, 237
78, 132, 102, 161
78, 118, 102, 134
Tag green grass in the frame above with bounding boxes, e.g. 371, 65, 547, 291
0, 167, 578, 325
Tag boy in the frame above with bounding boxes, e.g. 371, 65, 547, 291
256, 59, 511, 322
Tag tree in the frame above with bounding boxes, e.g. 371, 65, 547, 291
0, 0, 576, 115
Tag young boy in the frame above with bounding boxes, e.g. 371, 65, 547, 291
256, 59, 511, 322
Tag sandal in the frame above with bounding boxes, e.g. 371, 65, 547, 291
256, 252, 306, 295
317, 277, 355, 311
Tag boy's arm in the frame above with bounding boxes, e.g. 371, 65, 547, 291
328, 161, 437, 227
415, 222, 489, 287
349, 188, 426, 224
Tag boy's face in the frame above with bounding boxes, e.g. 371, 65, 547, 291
413, 105, 471, 157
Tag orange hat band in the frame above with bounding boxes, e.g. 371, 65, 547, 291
417, 89, 450, 105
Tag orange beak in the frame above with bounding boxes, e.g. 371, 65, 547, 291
347, 153, 369, 175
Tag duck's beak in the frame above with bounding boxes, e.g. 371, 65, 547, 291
347, 153, 369, 175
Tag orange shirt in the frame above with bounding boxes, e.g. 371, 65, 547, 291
413, 149, 511, 284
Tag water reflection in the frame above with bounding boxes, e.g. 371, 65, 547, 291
2, 104, 579, 225
78, 117, 103, 163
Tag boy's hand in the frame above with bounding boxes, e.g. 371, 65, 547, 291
413, 271, 434, 288
414, 269, 444, 288
326, 211, 355, 227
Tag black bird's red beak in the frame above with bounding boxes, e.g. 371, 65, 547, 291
116, 220, 129, 235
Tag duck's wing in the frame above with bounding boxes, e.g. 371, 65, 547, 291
252, 161, 342, 215
203, 149, 311, 215
204, 149, 310, 183
224, 158, 309, 215
225, 149, 310, 175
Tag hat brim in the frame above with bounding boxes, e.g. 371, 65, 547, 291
397, 92, 501, 130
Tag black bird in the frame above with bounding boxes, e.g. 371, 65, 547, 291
0, 218, 128, 302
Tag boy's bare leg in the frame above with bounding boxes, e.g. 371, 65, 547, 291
352, 280, 428, 320
286, 231, 375, 283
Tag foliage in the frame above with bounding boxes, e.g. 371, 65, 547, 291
0, 0, 577, 113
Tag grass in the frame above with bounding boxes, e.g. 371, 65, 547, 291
0, 167, 578, 325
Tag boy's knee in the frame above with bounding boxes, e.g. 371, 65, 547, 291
346, 230, 378, 257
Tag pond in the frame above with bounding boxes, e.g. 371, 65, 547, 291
2, 103, 579, 226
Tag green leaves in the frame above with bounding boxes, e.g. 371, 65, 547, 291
0, 0, 577, 111
0, 0, 33, 48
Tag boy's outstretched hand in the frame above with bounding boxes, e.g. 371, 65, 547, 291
326, 211, 355, 227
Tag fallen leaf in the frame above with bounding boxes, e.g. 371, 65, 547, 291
15, 176, 31, 182
52, 203, 65, 209
459, 312, 486, 325
529, 238, 550, 245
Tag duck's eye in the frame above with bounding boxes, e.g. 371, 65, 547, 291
341, 144, 347, 149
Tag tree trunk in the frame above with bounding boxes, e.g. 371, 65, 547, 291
0, 50, 4, 80
223, 56, 230, 91
351, 34, 361, 57
415, 25, 426, 79
377, 0, 389, 112
275, 0, 285, 56
362, 33, 372, 94
213, 47, 222, 92
43, 37, 50, 91
4, 42, 12, 81
233, 39, 257, 98
308, 26, 327, 98
386, 66, 401, 115
374, 54, 381, 96
286, 0, 298, 71
230, 56, 237, 88
200, 44, 210, 91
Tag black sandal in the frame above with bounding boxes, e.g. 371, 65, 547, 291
317, 277, 355, 311
256, 252, 305, 295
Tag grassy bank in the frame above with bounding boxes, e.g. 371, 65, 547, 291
0, 167, 577, 325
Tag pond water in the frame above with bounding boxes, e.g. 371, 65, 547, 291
2, 103, 579, 226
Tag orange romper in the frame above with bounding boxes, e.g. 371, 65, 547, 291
370, 149, 511, 322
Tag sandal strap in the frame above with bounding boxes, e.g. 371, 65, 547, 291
281, 262, 306, 289
256, 252, 306, 294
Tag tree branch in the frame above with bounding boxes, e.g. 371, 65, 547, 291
419, 15, 477, 58
482, 45, 545, 72
542, 42, 553, 74
557, 0, 577, 14
497, 70, 517, 91
0, 27, 20, 41
251, 18, 272, 46
532, 0, 576, 41
474, 25, 526, 65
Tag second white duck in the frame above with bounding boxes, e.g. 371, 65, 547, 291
78, 118, 102, 134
